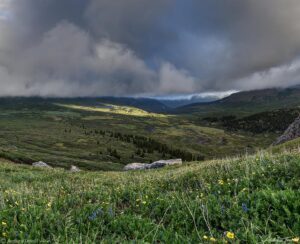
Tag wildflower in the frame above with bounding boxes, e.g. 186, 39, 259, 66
210, 237, 217, 242
1, 222, 7, 226
203, 235, 208, 240
221, 205, 225, 214
242, 203, 249, 212
218, 180, 224, 185
47, 202, 52, 208
142, 201, 147, 204
108, 207, 114, 217
2, 232, 7, 237
88, 208, 103, 221
292, 237, 299, 243
226, 231, 235, 239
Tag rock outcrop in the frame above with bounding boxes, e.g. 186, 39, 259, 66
124, 159, 182, 171
69, 165, 81, 172
273, 116, 300, 145
32, 161, 52, 168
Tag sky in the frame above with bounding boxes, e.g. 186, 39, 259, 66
0, 0, 300, 97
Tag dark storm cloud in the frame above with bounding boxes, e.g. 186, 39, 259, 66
0, 0, 300, 96
165, 0, 300, 89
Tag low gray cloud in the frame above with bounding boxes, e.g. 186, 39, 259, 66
0, 0, 300, 96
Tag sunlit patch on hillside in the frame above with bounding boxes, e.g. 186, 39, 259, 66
55, 103, 168, 118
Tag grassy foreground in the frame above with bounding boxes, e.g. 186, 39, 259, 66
0, 152, 300, 243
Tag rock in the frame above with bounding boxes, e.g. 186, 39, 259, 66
150, 159, 182, 169
32, 161, 52, 168
273, 116, 300, 145
148, 161, 166, 169
124, 163, 150, 171
124, 159, 182, 171
70, 165, 81, 172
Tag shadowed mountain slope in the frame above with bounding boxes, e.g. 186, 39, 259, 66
176, 86, 300, 116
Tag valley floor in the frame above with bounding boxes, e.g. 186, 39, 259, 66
0, 151, 299, 243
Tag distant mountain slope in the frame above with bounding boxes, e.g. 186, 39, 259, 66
158, 97, 218, 108
0, 97, 170, 113
176, 86, 300, 116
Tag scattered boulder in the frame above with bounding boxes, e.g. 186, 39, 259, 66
124, 159, 182, 171
124, 163, 150, 171
32, 161, 52, 168
273, 116, 300, 145
70, 165, 81, 172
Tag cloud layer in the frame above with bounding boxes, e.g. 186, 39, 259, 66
0, 0, 300, 96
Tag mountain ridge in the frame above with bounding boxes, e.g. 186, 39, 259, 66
175, 86, 300, 115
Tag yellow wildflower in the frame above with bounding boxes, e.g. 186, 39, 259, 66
226, 231, 235, 239
218, 180, 224, 185
1, 222, 7, 226
2, 232, 7, 237
210, 237, 217, 242
292, 237, 299, 243
203, 235, 208, 240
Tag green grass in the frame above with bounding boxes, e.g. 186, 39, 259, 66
0, 152, 299, 243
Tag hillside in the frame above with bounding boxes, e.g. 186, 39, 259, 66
93, 97, 170, 113
0, 152, 299, 242
177, 86, 300, 116
0, 97, 170, 113
201, 108, 300, 134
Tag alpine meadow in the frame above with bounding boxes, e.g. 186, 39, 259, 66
0, 0, 300, 243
